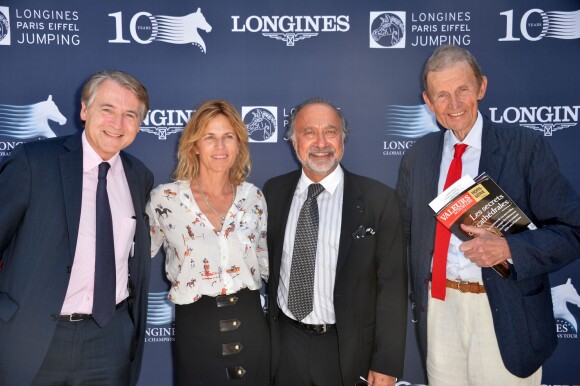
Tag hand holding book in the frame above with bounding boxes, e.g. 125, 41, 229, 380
459, 224, 512, 278
429, 174, 536, 278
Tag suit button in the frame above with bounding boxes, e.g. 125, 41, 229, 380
66, 266, 71, 273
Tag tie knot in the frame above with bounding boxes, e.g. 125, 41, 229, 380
98, 162, 111, 179
307, 183, 324, 200
453, 144, 468, 159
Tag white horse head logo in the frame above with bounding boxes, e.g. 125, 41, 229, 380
551, 278, 580, 332
0, 95, 67, 139
151, 8, 212, 53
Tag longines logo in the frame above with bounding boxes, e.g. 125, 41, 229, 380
0, 96, 67, 157
1, 7, 80, 45
109, 7, 212, 53
489, 105, 578, 136
145, 292, 175, 343
499, 9, 580, 42
231, 14, 349, 46
140, 109, 193, 140
0, 6, 10, 45
551, 278, 579, 339
382, 104, 439, 156
371, 11, 472, 48
242, 106, 277, 143
370, 12, 405, 48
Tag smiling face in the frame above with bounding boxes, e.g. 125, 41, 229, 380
292, 103, 344, 182
194, 114, 240, 176
81, 79, 143, 160
423, 61, 487, 141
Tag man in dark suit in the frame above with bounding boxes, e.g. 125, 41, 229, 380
264, 98, 407, 386
0, 70, 154, 386
396, 45, 580, 385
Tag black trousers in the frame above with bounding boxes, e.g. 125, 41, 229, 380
274, 314, 343, 386
175, 288, 270, 386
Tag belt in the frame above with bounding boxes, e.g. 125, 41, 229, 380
55, 299, 128, 322
281, 313, 336, 334
446, 279, 486, 294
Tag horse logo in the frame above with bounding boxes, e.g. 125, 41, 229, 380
146, 291, 174, 325
551, 278, 580, 334
150, 7, 212, 53
370, 12, 406, 48
0, 95, 67, 139
0, 7, 10, 45
243, 107, 277, 143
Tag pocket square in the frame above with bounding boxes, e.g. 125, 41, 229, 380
352, 225, 375, 239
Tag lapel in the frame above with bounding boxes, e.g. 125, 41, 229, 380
335, 168, 365, 276
478, 118, 504, 179
121, 153, 142, 219
59, 134, 83, 259
272, 172, 301, 285
121, 153, 145, 281
428, 132, 445, 202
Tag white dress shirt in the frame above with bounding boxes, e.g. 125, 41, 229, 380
278, 165, 344, 324
437, 112, 483, 283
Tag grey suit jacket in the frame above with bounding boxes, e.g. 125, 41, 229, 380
264, 167, 407, 385
396, 117, 580, 378
0, 133, 153, 386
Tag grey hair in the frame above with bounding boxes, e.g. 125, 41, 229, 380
422, 45, 484, 95
286, 97, 349, 143
81, 70, 150, 121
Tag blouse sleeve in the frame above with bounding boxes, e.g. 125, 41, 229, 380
255, 188, 269, 282
146, 190, 166, 257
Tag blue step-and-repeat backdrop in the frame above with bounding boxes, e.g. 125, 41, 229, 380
1, 1, 579, 385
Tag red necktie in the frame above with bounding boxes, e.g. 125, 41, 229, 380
431, 143, 468, 300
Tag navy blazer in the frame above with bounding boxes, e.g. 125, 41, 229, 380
264, 167, 407, 384
0, 134, 153, 386
396, 117, 580, 378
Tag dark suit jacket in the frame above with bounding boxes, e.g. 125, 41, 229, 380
264, 167, 407, 384
0, 133, 153, 386
396, 117, 580, 378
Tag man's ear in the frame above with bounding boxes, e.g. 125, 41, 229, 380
423, 91, 435, 113
80, 102, 87, 121
477, 75, 488, 100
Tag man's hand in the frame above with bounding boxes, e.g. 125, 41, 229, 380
459, 224, 511, 267
367, 370, 397, 386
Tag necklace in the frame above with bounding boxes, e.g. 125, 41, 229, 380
196, 179, 236, 225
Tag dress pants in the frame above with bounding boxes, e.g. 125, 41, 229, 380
31, 305, 134, 386
274, 313, 343, 386
427, 285, 542, 386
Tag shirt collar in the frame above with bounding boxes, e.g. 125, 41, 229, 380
444, 111, 483, 152
82, 130, 122, 175
297, 164, 344, 196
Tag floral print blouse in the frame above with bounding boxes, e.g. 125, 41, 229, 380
147, 180, 268, 304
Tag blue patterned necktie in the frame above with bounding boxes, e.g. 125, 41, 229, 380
93, 162, 116, 327
287, 183, 325, 321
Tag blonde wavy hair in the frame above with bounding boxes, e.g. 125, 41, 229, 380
174, 99, 250, 186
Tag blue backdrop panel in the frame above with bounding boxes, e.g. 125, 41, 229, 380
1, 1, 578, 385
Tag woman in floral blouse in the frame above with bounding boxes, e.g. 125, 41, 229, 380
147, 100, 269, 385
